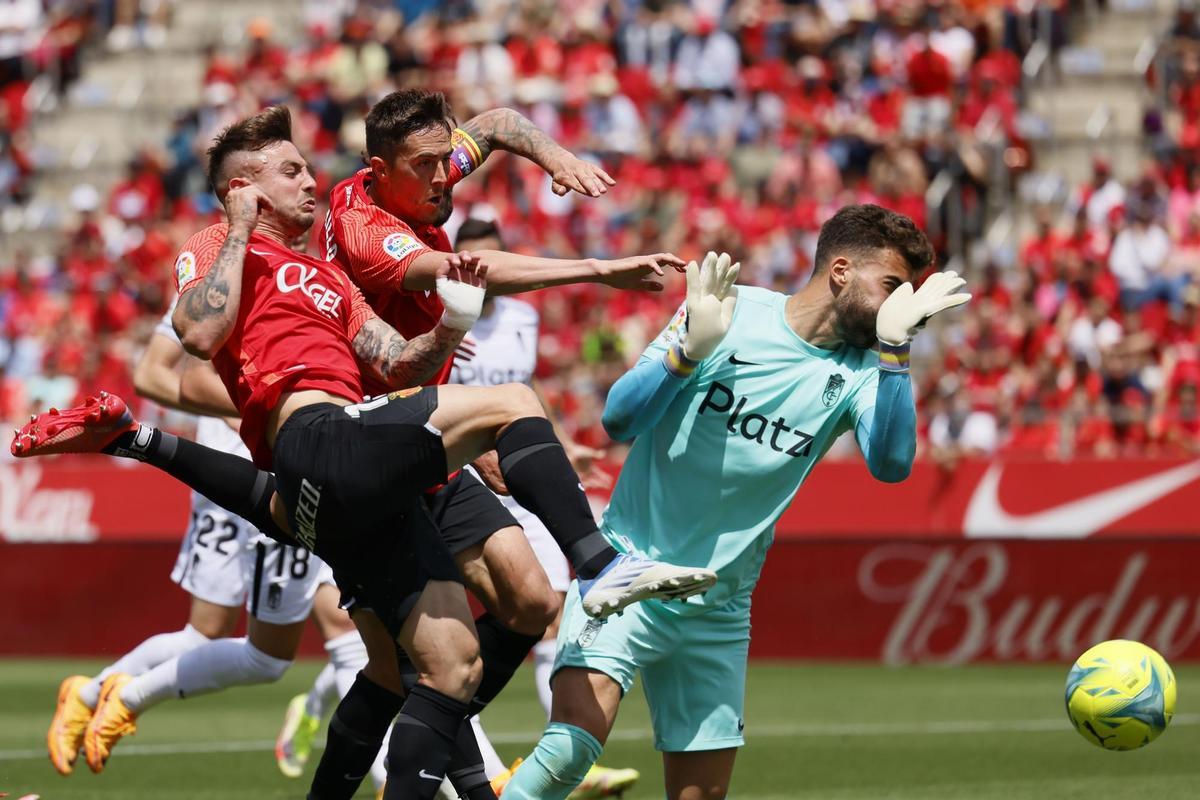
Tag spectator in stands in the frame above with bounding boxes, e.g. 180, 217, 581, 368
1109, 201, 1179, 310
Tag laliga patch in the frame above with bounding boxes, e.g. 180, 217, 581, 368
387, 387, 423, 400
577, 618, 605, 648
383, 232, 423, 261
822, 374, 845, 407
174, 251, 196, 288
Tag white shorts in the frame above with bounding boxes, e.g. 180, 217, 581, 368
171, 492, 335, 625
502, 496, 570, 593
246, 536, 336, 625
171, 493, 256, 608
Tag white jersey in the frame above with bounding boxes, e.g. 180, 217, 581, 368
449, 297, 540, 388
450, 299, 569, 591
155, 303, 334, 622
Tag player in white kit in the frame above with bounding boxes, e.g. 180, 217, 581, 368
46, 303, 371, 780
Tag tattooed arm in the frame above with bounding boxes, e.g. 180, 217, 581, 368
172, 186, 267, 358
459, 108, 615, 197
352, 317, 466, 389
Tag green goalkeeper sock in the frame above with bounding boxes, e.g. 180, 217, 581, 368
502, 722, 603, 800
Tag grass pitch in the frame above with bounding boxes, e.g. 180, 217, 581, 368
1, 659, 1197, 799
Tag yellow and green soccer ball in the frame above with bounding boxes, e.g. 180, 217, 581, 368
1065, 639, 1176, 750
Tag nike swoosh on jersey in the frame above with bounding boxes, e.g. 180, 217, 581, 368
963, 460, 1200, 538
418, 769, 443, 781
728, 353, 759, 366
249, 248, 273, 257
344, 773, 367, 781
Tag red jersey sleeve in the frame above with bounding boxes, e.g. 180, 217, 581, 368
334, 208, 435, 292
174, 224, 229, 293
343, 276, 376, 342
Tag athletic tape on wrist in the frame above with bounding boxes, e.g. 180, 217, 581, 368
878, 341, 911, 373
663, 341, 699, 377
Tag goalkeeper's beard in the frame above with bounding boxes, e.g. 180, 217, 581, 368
833, 280, 879, 349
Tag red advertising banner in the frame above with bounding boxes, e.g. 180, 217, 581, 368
4, 456, 1198, 542
778, 459, 1200, 538
0, 457, 190, 542
752, 539, 1200, 663
4, 539, 1196, 660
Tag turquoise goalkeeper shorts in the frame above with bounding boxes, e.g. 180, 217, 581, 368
554, 581, 751, 752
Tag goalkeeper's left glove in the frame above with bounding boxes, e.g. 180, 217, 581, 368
875, 270, 970, 370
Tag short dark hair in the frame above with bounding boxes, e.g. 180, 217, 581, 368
365, 90, 455, 162
813, 204, 933, 275
206, 105, 293, 197
454, 217, 503, 249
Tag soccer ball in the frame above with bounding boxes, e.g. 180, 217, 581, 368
1065, 639, 1176, 750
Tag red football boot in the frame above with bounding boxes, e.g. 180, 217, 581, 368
10, 391, 138, 458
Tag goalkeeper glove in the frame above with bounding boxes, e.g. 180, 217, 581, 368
683, 251, 741, 359
875, 270, 970, 371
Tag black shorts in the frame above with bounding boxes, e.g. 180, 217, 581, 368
426, 470, 520, 556
271, 389, 461, 636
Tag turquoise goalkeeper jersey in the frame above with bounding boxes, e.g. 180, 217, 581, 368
601, 286, 882, 610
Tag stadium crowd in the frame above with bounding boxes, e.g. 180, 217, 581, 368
1, 0, 1197, 465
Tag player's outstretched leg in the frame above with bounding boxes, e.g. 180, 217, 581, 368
12, 392, 291, 544
431, 384, 717, 619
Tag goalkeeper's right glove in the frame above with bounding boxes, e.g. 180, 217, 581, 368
666, 251, 741, 376
683, 251, 740, 359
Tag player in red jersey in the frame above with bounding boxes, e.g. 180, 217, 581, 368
12, 107, 716, 800
326, 89, 687, 636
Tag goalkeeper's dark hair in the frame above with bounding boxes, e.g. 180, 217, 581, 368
813, 204, 933, 276
365, 89, 455, 162
454, 217, 503, 249
206, 105, 294, 200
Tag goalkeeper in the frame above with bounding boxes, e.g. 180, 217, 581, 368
500, 205, 971, 799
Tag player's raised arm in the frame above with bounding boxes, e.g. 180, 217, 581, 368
352, 255, 488, 388
172, 185, 266, 358
458, 107, 615, 197
603, 252, 740, 441
399, 246, 682, 296
853, 270, 972, 482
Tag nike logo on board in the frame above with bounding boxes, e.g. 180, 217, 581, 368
963, 461, 1200, 538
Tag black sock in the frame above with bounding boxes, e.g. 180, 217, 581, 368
105, 426, 291, 545
470, 614, 542, 716
383, 684, 469, 800
308, 673, 403, 800
495, 417, 617, 579
447, 722, 496, 800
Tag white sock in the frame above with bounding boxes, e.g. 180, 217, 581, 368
79, 624, 211, 709
325, 630, 368, 701
533, 639, 557, 720
120, 638, 292, 713
471, 714, 506, 779
305, 662, 337, 719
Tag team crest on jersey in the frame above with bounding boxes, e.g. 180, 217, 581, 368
174, 250, 196, 288
577, 618, 604, 648
822, 374, 845, 407
383, 232, 422, 261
